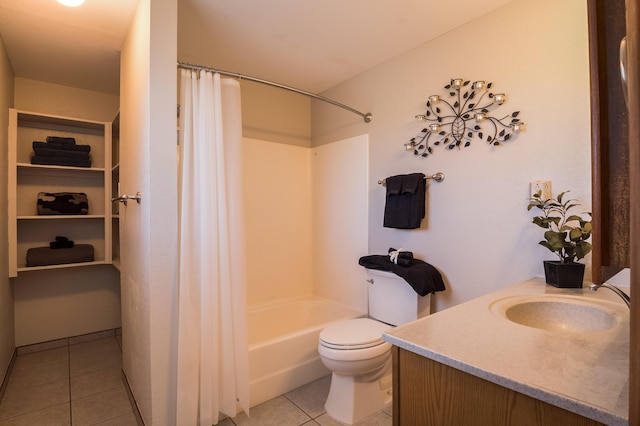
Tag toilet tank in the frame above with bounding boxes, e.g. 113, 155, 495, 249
366, 269, 431, 326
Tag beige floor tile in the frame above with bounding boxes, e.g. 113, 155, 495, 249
382, 404, 392, 417
6, 348, 69, 393
232, 396, 311, 426
16, 339, 68, 356
316, 411, 392, 426
91, 412, 138, 426
314, 413, 342, 426
6, 359, 69, 393
71, 386, 132, 426
70, 344, 122, 377
11, 347, 68, 372
0, 403, 70, 426
70, 366, 123, 400
355, 411, 392, 426
285, 375, 330, 418
0, 380, 70, 420
69, 338, 119, 358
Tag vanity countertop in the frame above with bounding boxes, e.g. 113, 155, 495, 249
382, 277, 629, 426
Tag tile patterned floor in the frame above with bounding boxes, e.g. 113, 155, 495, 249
1, 334, 391, 426
221, 375, 393, 426
0, 332, 137, 426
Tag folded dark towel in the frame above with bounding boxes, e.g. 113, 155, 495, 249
33, 141, 91, 153
383, 173, 426, 229
26, 244, 94, 267
37, 192, 89, 215
388, 248, 414, 267
33, 147, 90, 160
31, 155, 91, 168
46, 136, 76, 145
358, 254, 445, 296
50, 236, 74, 249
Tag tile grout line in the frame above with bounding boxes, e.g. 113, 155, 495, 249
283, 394, 316, 423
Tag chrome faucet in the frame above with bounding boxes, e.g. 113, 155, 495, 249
589, 283, 631, 308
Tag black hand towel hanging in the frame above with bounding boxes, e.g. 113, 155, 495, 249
383, 173, 425, 229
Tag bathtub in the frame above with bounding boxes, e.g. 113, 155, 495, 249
248, 296, 365, 407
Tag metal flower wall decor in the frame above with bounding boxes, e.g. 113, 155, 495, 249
405, 78, 525, 157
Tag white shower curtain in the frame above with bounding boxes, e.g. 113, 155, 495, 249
176, 69, 249, 425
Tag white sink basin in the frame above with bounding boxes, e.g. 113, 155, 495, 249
490, 295, 625, 333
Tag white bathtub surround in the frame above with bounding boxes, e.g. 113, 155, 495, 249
241, 135, 369, 409
247, 297, 364, 407
177, 70, 249, 423
383, 278, 629, 426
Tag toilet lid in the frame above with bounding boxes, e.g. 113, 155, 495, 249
320, 318, 392, 350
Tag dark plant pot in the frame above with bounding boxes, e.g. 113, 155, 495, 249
543, 261, 585, 288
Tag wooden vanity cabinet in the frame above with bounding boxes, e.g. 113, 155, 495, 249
392, 347, 604, 426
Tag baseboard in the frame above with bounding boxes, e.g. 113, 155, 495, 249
122, 369, 145, 426
0, 349, 17, 404
16, 328, 122, 355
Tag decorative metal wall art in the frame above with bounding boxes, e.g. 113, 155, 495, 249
405, 79, 525, 157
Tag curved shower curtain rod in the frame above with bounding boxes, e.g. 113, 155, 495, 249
177, 61, 373, 123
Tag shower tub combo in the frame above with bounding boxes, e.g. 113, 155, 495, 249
248, 296, 364, 407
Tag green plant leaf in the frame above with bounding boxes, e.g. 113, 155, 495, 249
569, 228, 584, 241
574, 241, 592, 260
526, 188, 592, 263
544, 230, 567, 251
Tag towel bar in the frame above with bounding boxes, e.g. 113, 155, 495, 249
378, 172, 444, 187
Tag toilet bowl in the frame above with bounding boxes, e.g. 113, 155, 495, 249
318, 318, 393, 425
318, 269, 432, 425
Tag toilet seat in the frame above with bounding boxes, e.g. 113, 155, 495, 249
319, 318, 392, 350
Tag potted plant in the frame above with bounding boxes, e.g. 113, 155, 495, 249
527, 190, 592, 288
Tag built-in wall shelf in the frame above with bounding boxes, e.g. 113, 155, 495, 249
8, 108, 115, 277
16, 261, 108, 273
110, 113, 120, 271
18, 215, 106, 220
17, 163, 106, 173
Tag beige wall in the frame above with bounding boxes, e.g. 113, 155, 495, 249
241, 81, 311, 147
0, 34, 15, 380
312, 0, 591, 311
120, 0, 178, 423
119, 0, 153, 417
14, 78, 119, 121
13, 267, 121, 346
9, 79, 122, 346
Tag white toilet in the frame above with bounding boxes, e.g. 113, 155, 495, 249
318, 269, 431, 425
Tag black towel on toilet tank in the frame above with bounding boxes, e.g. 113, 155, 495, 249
358, 255, 445, 296
383, 173, 425, 229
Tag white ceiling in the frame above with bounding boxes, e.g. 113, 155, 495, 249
0, 0, 515, 95
0, 0, 138, 94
